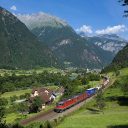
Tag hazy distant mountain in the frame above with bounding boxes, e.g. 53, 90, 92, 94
0, 7, 58, 69
17, 12, 114, 69
86, 34, 128, 54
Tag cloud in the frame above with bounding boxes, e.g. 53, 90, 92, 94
76, 25, 93, 34
10, 5, 17, 11
95, 25, 127, 35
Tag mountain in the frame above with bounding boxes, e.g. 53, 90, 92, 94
102, 44, 128, 72
86, 34, 128, 54
17, 12, 114, 69
0, 7, 58, 69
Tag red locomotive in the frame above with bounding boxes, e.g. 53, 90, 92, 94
54, 92, 88, 112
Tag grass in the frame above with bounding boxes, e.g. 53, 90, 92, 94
5, 113, 20, 124
56, 110, 128, 128
56, 68, 128, 128
1, 89, 32, 99
119, 68, 128, 76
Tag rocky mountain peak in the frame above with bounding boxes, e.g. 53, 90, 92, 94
97, 34, 127, 42
17, 12, 68, 30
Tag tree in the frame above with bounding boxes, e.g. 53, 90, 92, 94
0, 106, 5, 124
24, 93, 30, 99
10, 95, 18, 104
119, 0, 128, 16
114, 69, 120, 76
81, 77, 89, 85
17, 102, 29, 115
0, 98, 8, 125
30, 96, 43, 113
0, 96, 7, 128
0, 98, 8, 106
95, 89, 105, 114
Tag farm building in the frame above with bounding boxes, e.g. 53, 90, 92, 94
29, 87, 56, 109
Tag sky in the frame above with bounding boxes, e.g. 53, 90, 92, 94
0, 0, 128, 39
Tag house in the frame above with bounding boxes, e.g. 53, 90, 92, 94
29, 87, 56, 109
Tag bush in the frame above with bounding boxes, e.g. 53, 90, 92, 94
0, 98, 8, 106
45, 121, 53, 128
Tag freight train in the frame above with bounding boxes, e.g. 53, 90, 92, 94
54, 77, 109, 113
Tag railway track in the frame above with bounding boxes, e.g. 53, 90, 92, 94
20, 77, 114, 126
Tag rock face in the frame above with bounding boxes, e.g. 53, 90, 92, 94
17, 12, 114, 69
0, 7, 58, 69
86, 34, 128, 54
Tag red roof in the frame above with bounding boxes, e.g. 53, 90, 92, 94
30, 87, 53, 103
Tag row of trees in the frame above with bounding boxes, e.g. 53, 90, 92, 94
0, 71, 68, 93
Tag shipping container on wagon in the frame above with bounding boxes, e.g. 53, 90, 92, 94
86, 88, 97, 96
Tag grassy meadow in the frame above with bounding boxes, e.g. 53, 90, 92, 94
1, 89, 32, 99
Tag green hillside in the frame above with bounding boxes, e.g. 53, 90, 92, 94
0, 7, 59, 69
103, 44, 128, 72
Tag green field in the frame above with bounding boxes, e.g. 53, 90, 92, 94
1, 89, 32, 99
56, 68, 128, 128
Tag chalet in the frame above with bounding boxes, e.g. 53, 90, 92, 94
29, 87, 56, 109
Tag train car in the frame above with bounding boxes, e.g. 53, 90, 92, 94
85, 88, 97, 97
54, 92, 88, 113
102, 77, 109, 88
95, 86, 101, 90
